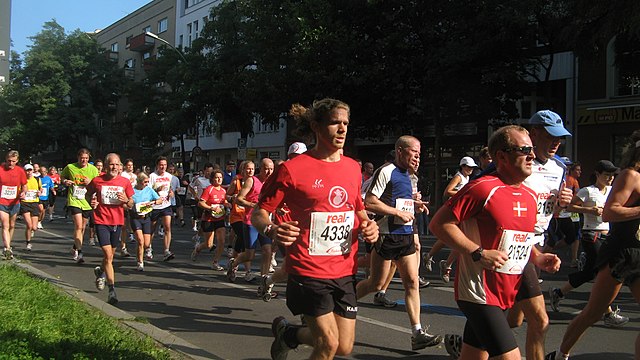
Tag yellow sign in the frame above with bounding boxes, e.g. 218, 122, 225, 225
577, 105, 640, 125
247, 148, 257, 160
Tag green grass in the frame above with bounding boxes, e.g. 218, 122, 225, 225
0, 264, 171, 360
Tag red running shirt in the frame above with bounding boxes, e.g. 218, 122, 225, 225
447, 175, 537, 309
88, 175, 134, 225
200, 185, 227, 222
0, 165, 27, 206
259, 154, 364, 279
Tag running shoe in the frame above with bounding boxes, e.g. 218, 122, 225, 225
163, 250, 175, 262
71, 248, 78, 261
271, 316, 294, 360
107, 289, 118, 305
439, 260, 451, 283
89, 237, 96, 246
136, 262, 144, 271
76, 252, 84, 264
422, 253, 434, 272
549, 288, 563, 312
244, 271, 256, 282
129, 233, 136, 243
120, 247, 131, 257
192, 234, 201, 244
158, 226, 165, 237
48, 214, 53, 221
419, 276, 430, 288
180, 219, 186, 227
191, 242, 200, 261
211, 261, 224, 271
373, 292, 397, 308
94, 266, 105, 291
37, 221, 43, 229
444, 334, 462, 359
145, 247, 153, 260
26, 242, 32, 251
226, 258, 237, 282
4, 247, 13, 260
411, 329, 443, 350
603, 307, 629, 328
271, 253, 278, 268
192, 221, 199, 232
259, 275, 275, 301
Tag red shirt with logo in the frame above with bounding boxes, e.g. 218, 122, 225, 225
259, 154, 364, 279
200, 185, 227, 222
0, 165, 27, 206
88, 175, 134, 225
447, 175, 537, 309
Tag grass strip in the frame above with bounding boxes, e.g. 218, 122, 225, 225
0, 263, 171, 360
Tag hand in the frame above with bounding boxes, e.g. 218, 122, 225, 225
90, 197, 99, 209
593, 206, 603, 216
557, 185, 573, 208
478, 249, 509, 271
534, 253, 561, 273
116, 191, 128, 203
360, 220, 379, 243
395, 210, 415, 223
272, 221, 300, 247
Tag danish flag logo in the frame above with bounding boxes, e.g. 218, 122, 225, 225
513, 201, 528, 217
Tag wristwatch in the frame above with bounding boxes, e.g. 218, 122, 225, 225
263, 224, 274, 238
471, 247, 483, 262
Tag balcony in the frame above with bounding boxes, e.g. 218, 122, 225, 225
128, 33, 155, 52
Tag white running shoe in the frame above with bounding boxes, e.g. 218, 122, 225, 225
4, 247, 14, 260
26, 243, 32, 251
603, 307, 629, 328
163, 250, 175, 261
439, 260, 451, 283
411, 329, 443, 350
158, 226, 165, 237
120, 247, 131, 257
191, 242, 200, 262
271, 252, 278, 268
89, 238, 96, 246
37, 221, 43, 229
71, 248, 79, 261
76, 252, 84, 264
423, 253, 434, 272
211, 261, 224, 271
244, 271, 256, 282
94, 266, 105, 291
136, 262, 144, 271
145, 247, 153, 260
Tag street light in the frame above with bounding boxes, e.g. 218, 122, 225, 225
145, 31, 191, 172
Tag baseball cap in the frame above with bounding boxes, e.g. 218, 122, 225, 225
287, 142, 307, 156
559, 156, 573, 165
528, 110, 572, 137
459, 156, 478, 167
595, 160, 619, 173
24, 164, 33, 171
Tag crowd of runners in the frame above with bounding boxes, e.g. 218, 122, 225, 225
0, 101, 638, 360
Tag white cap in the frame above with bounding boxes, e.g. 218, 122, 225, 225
24, 164, 34, 171
287, 142, 307, 156
459, 156, 478, 167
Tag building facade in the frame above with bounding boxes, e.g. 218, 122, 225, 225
0, 0, 10, 88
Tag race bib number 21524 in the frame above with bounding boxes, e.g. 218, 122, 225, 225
308, 211, 355, 256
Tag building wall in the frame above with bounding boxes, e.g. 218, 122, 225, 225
0, 0, 10, 87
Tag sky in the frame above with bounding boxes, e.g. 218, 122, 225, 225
10, 0, 152, 56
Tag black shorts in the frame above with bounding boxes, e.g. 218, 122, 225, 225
231, 221, 245, 253
95, 224, 122, 248
68, 206, 93, 219
202, 220, 225, 232
550, 217, 579, 246
48, 193, 57, 207
515, 263, 542, 302
597, 240, 640, 287
374, 234, 416, 260
458, 300, 518, 357
286, 274, 358, 319
130, 216, 152, 234
151, 207, 173, 222
19, 202, 40, 216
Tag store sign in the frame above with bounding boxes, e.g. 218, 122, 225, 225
577, 105, 640, 125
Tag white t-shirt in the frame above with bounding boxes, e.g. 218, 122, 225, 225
189, 176, 210, 200
148, 171, 174, 210
523, 157, 566, 237
576, 185, 611, 231
121, 171, 137, 188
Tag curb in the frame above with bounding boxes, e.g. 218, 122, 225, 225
13, 260, 224, 360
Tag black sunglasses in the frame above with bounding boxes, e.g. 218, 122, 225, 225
502, 146, 535, 155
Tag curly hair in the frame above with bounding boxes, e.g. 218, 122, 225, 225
289, 98, 350, 140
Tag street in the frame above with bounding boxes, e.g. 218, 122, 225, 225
6, 201, 638, 360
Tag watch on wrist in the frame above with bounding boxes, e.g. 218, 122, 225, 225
471, 247, 483, 262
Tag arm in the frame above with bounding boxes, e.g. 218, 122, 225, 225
568, 194, 601, 217
603, 169, 640, 222
251, 207, 300, 247
364, 193, 414, 223
235, 177, 256, 208
356, 209, 379, 243
443, 175, 462, 199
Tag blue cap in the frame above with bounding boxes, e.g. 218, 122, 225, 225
528, 110, 572, 137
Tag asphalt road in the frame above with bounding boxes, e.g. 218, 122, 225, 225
5, 201, 639, 359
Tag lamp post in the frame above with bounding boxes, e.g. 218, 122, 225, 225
146, 31, 191, 173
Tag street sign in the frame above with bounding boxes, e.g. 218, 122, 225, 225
192, 146, 202, 156
238, 138, 247, 149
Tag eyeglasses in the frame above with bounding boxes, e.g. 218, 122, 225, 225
502, 146, 535, 156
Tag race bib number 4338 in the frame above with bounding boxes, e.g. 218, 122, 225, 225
308, 211, 355, 256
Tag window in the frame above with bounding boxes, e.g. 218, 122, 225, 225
110, 43, 118, 52
143, 25, 151, 34
143, 52, 151, 60
125, 58, 136, 68
125, 36, 132, 46
158, 18, 168, 33
614, 35, 640, 97
187, 23, 192, 35
178, 35, 183, 47
194, 20, 199, 32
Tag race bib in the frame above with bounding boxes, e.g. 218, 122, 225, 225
41, 187, 49, 197
100, 186, 124, 205
176, 187, 186, 196
308, 211, 355, 256
135, 202, 153, 216
394, 198, 415, 225
495, 229, 536, 275
1, 186, 17, 199
570, 212, 580, 222
211, 204, 225, 218
73, 185, 87, 200
24, 190, 38, 201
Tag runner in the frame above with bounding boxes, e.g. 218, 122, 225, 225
0, 151, 26, 259
130, 172, 161, 271
188, 163, 214, 244
37, 168, 54, 230
252, 98, 378, 359
546, 130, 640, 360
20, 164, 42, 251
225, 160, 252, 274
148, 156, 176, 261
60, 148, 99, 264
119, 158, 137, 256
47, 166, 61, 221
86, 153, 134, 305
192, 169, 229, 270
430, 125, 561, 360
356, 135, 443, 350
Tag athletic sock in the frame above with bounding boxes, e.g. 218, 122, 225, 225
411, 324, 422, 334
556, 349, 569, 360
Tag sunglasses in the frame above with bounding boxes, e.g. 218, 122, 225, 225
502, 146, 535, 156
